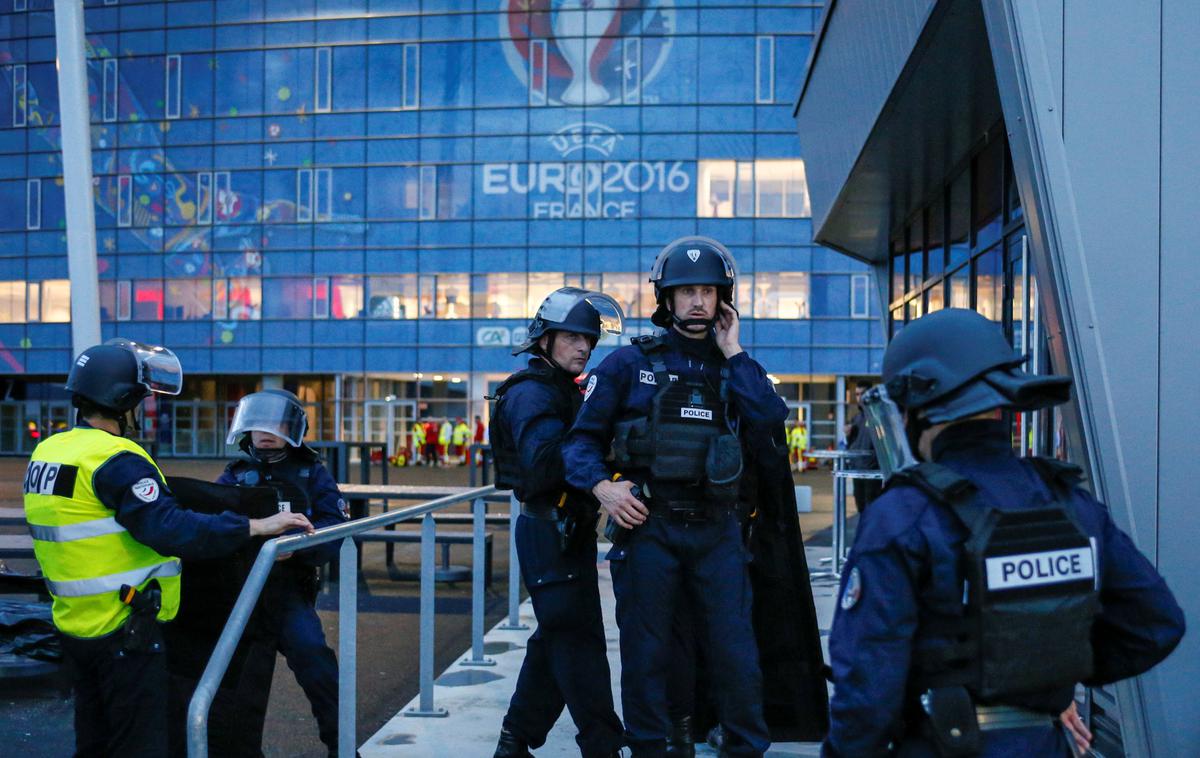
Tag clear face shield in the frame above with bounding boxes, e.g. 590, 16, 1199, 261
225, 392, 309, 447
539, 288, 625, 338
861, 384, 919, 480
105, 338, 183, 396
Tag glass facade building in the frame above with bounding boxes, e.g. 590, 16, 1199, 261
0, 0, 881, 456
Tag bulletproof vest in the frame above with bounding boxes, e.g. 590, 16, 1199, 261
231, 458, 312, 517
899, 460, 1099, 704
612, 336, 730, 486
489, 362, 578, 497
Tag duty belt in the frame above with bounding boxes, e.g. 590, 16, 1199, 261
520, 502, 559, 521
975, 704, 1054, 732
647, 496, 712, 523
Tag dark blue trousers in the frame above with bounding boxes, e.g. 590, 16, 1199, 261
503, 515, 624, 757
610, 513, 769, 758
275, 581, 340, 754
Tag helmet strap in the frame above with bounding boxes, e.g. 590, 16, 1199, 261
666, 295, 717, 333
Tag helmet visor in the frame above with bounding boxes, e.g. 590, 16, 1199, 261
105, 338, 183, 396
861, 384, 919, 480
225, 392, 308, 447
537, 288, 625, 338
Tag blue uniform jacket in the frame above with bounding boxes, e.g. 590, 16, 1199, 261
88, 433, 250, 561
824, 420, 1186, 757
216, 452, 347, 566
563, 328, 788, 492
501, 358, 583, 508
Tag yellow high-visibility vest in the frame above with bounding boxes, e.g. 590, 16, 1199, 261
452, 423, 470, 445
23, 427, 181, 639
412, 424, 426, 446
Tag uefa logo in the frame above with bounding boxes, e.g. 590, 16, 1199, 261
498, 1, 675, 107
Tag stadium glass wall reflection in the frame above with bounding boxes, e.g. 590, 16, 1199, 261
0, 1, 882, 456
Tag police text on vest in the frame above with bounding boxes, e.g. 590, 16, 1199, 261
680, 407, 713, 420
24, 461, 62, 495
985, 547, 1095, 591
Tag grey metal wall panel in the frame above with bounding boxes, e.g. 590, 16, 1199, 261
1036, 0, 1064, 126
1061, 0, 1161, 557
795, 0, 936, 238
1151, 1, 1200, 752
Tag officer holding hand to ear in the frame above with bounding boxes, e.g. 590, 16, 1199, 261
563, 237, 786, 758
823, 309, 1185, 757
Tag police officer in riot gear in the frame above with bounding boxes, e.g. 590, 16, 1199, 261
824, 308, 1186, 757
492, 288, 627, 758
23, 340, 311, 757
563, 237, 784, 757
218, 389, 349, 758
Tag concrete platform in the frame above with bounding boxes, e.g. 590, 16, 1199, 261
362, 547, 839, 757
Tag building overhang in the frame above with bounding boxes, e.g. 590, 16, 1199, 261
795, 0, 1003, 263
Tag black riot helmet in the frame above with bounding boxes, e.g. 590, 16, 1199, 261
66, 338, 183, 416
515, 287, 624, 357
649, 235, 737, 328
882, 308, 1071, 424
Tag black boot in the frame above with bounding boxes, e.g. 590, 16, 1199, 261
493, 726, 533, 758
665, 715, 695, 758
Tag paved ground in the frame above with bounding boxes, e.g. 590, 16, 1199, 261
0, 456, 837, 757
361, 547, 838, 757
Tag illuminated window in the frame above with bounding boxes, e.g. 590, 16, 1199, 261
697, 160, 735, 218
165, 279, 212, 320
331, 275, 362, 319
755, 272, 809, 319
436, 274, 468, 319
526, 273, 565, 318
41, 280, 72, 323
601, 273, 640, 321
472, 273, 526, 319
697, 159, 810, 218
755, 160, 810, 218
133, 280, 163, 321
0, 281, 25, 323
368, 275, 419, 319
226, 277, 262, 321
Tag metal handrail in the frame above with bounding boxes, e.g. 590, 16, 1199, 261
186, 484, 499, 758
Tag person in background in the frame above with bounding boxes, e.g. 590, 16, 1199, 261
788, 419, 809, 473
218, 389, 349, 758
438, 419, 453, 466
473, 414, 486, 466
424, 419, 439, 467
24, 339, 311, 758
452, 417, 471, 465
411, 419, 426, 466
844, 380, 882, 514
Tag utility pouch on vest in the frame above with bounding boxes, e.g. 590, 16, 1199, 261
704, 433, 743, 506
649, 378, 723, 483
118, 582, 163, 655
921, 686, 981, 758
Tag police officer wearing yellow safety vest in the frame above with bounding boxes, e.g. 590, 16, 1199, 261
23, 339, 313, 757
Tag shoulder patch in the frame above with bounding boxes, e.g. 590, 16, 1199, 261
840, 566, 862, 610
131, 477, 160, 503
584, 374, 598, 401
338, 497, 350, 520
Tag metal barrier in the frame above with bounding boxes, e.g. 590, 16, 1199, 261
186, 484, 502, 758
807, 450, 877, 581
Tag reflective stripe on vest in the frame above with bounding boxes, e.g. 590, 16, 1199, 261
46, 558, 182, 598
23, 427, 182, 638
27, 516, 127, 542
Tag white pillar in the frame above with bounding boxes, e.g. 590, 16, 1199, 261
54, 0, 101, 357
